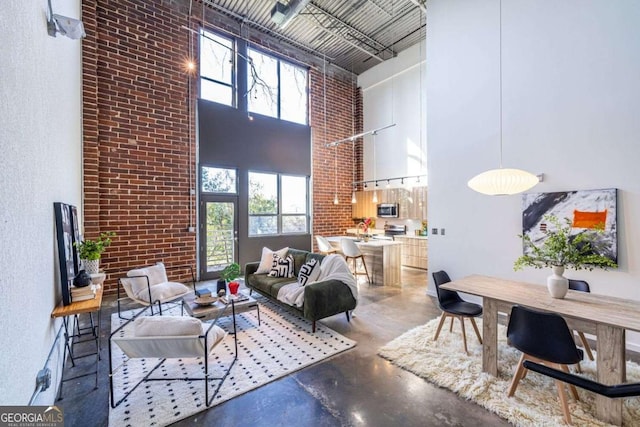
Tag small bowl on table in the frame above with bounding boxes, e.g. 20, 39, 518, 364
194, 295, 217, 306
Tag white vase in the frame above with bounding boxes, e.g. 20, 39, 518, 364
83, 259, 100, 275
547, 265, 569, 298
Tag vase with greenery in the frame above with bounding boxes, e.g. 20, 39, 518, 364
513, 215, 616, 298
75, 231, 116, 274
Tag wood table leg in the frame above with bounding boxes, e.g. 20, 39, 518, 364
482, 298, 498, 376
595, 324, 625, 425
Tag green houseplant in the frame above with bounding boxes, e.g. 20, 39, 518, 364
75, 231, 116, 274
514, 215, 616, 298
220, 262, 241, 296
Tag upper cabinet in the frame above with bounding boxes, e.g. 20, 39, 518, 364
352, 186, 427, 220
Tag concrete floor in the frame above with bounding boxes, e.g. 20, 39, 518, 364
58, 267, 512, 426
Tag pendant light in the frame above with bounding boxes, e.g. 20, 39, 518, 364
371, 132, 378, 203
467, 0, 538, 196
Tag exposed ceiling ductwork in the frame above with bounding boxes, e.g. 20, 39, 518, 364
270, 0, 312, 28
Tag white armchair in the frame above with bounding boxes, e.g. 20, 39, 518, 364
109, 302, 236, 408
117, 262, 195, 318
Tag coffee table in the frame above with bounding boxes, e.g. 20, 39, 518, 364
183, 292, 261, 354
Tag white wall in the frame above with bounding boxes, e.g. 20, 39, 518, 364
427, 0, 640, 349
0, 0, 83, 404
359, 42, 427, 187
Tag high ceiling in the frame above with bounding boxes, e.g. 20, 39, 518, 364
201, 0, 426, 75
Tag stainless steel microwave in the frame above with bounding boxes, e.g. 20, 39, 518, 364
377, 203, 399, 218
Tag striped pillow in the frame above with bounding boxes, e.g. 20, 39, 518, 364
268, 254, 295, 278
298, 258, 321, 286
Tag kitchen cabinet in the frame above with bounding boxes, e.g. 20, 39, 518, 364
394, 235, 428, 269
351, 191, 377, 219
352, 186, 427, 220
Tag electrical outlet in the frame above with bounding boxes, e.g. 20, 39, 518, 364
440, 228, 445, 236
36, 368, 51, 391
431, 228, 438, 235
188, 226, 195, 233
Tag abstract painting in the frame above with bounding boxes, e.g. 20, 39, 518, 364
521, 188, 617, 263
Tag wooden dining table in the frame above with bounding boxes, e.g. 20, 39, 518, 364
441, 274, 640, 426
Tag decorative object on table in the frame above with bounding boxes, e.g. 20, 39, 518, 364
220, 262, 241, 293
521, 188, 617, 263
75, 231, 116, 274
70, 284, 96, 302
228, 281, 240, 295
357, 217, 373, 241
195, 287, 212, 298
73, 270, 92, 288
378, 317, 640, 427
54, 202, 82, 306
193, 295, 217, 306
514, 215, 617, 298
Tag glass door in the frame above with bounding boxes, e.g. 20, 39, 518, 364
199, 198, 238, 280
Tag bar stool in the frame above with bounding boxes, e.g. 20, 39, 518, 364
315, 236, 337, 255
341, 238, 371, 284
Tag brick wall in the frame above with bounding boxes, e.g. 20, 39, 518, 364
82, 0, 361, 293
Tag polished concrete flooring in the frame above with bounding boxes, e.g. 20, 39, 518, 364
58, 268, 512, 426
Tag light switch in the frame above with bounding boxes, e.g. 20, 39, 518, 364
431, 228, 438, 235
440, 228, 445, 235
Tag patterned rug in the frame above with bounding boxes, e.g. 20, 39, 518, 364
379, 318, 640, 426
109, 298, 356, 426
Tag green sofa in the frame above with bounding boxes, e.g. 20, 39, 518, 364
244, 249, 357, 332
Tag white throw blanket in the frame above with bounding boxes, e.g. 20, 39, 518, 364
277, 255, 358, 308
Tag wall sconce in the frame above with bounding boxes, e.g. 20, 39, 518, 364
47, 0, 86, 40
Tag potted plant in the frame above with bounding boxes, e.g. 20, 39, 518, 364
75, 231, 116, 274
514, 215, 616, 298
219, 262, 241, 295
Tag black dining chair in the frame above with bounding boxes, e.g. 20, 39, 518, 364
568, 279, 594, 361
507, 305, 584, 425
432, 270, 483, 354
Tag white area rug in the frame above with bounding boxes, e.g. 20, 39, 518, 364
109, 298, 356, 426
379, 318, 640, 426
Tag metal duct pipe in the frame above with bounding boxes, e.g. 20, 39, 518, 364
271, 0, 311, 28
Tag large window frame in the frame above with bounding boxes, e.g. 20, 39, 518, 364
248, 171, 309, 237
247, 47, 309, 125
200, 30, 236, 107
199, 29, 308, 125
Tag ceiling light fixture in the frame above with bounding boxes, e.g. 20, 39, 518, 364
372, 132, 378, 204
467, 0, 538, 196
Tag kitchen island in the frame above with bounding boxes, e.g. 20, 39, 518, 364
325, 236, 402, 287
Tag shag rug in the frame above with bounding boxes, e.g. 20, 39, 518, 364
109, 298, 356, 426
379, 318, 640, 426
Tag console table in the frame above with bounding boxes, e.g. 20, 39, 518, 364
51, 286, 103, 400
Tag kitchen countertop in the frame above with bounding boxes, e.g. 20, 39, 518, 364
326, 236, 402, 247
345, 228, 385, 235
395, 234, 428, 240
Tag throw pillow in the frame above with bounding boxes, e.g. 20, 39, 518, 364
126, 262, 168, 296
298, 258, 321, 286
268, 254, 295, 278
256, 247, 289, 274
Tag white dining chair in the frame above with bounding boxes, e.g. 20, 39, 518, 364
316, 236, 337, 255
341, 238, 371, 284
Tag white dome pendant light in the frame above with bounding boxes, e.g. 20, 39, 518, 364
467, 0, 538, 196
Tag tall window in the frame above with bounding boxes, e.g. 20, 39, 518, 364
248, 172, 308, 236
247, 47, 308, 125
200, 30, 234, 106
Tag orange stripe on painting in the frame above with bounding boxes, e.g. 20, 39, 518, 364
573, 210, 607, 230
